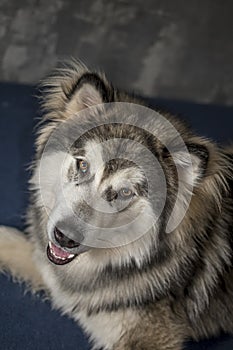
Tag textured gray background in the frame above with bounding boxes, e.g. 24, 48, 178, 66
0, 0, 232, 105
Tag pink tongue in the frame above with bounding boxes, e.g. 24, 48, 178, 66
50, 242, 72, 259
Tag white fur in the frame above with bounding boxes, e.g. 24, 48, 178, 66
36, 253, 139, 350
0, 226, 44, 290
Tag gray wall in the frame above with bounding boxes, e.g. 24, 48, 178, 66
0, 0, 232, 105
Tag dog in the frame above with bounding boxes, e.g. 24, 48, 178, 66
0, 60, 233, 350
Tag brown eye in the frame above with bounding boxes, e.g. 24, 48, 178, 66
78, 159, 89, 173
119, 188, 133, 198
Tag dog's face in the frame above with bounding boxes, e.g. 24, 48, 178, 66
31, 67, 210, 272
38, 116, 165, 267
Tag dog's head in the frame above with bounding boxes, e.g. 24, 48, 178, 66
31, 62, 211, 271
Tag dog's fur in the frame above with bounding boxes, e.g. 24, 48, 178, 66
0, 61, 233, 350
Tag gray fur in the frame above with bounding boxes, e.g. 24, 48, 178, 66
0, 61, 233, 350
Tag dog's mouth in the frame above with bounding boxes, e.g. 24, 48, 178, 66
47, 241, 77, 265
47, 227, 86, 265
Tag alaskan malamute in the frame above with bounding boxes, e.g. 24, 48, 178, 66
0, 61, 233, 350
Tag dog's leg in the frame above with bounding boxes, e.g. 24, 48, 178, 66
0, 226, 45, 291
113, 302, 187, 350
114, 330, 184, 350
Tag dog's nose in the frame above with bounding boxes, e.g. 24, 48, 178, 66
54, 227, 80, 248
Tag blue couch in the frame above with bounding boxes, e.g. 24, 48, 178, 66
0, 83, 232, 349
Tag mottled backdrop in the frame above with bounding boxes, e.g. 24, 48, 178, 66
0, 0, 232, 105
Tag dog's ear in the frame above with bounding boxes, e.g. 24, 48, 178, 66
37, 68, 114, 156
165, 140, 210, 233
172, 142, 210, 187
41, 66, 114, 121
62, 72, 114, 116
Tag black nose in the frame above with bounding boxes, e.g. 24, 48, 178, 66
54, 227, 80, 248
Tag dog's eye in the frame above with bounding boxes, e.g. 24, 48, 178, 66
77, 159, 89, 174
119, 188, 133, 199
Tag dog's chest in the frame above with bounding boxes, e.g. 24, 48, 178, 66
38, 260, 139, 349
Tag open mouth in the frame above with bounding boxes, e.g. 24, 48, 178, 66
47, 227, 82, 265
47, 241, 77, 265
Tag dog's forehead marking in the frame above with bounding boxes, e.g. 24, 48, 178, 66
99, 167, 143, 190
84, 140, 105, 187
71, 139, 146, 191
85, 140, 103, 160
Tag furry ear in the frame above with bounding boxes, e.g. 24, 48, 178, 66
172, 142, 209, 188
37, 66, 114, 156
64, 72, 113, 113
165, 141, 209, 233
41, 63, 114, 122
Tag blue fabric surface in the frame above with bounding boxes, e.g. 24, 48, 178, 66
0, 275, 89, 350
0, 83, 233, 349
